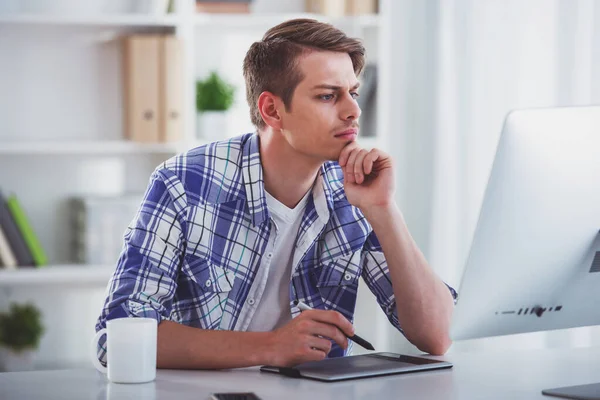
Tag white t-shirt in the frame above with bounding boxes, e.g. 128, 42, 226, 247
245, 189, 311, 332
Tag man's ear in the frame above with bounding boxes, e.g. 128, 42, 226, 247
257, 91, 283, 130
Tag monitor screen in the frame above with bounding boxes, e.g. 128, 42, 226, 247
451, 106, 600, 340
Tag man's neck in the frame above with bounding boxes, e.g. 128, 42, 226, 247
259, 129, 322, 209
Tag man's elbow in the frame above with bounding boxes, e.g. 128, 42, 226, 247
417, 335, 452, 356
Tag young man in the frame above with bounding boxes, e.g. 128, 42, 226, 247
95, 19, 456, 369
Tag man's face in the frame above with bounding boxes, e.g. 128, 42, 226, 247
278, 50, 361, 162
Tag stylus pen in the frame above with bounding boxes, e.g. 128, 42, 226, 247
294, 301, 375, 351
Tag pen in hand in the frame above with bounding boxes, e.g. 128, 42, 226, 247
294, 301, 375, 351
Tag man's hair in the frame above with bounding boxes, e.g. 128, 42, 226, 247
242, 19, 366, 129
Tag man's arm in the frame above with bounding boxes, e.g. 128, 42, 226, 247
362, 204, 454, 355
158, 310, 355, 369
339, 143, 455, 355
157, 321, 270, 369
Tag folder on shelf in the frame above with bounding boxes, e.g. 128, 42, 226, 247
0, 225, 18, 270
5, 194, 48, 267
195, 1, 251, 14
305, 0, 346, 17
0, 191, 35, 267
158, 35, 184, 143
345, 0, 378, 15
123, 34, 161, 143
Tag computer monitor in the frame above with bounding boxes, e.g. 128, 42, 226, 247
451, 105, 600, 342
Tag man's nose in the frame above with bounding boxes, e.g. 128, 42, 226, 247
341, 95, 361, 121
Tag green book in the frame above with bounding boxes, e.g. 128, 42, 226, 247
5, 194, 48, 267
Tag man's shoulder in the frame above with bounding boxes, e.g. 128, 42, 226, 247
155, 133, 254, 205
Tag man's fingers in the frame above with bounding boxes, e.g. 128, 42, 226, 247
345, 148, 360, 184
311, 322, 348, 350
353, 149, 369, 184
307, 336, 334, 354
300, 309, 355, 338
364, 149, 380, 175
339, 141, 360, 167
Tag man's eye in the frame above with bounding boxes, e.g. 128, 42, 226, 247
351, 92, 360, 99
319, 94, 335, 101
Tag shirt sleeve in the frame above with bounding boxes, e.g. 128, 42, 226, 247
360, 230, 458, 334
93, 167, 189, 366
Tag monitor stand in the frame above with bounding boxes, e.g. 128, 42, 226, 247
542, 382, 600, 399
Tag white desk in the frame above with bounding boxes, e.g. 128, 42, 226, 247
1, 346, 599, 399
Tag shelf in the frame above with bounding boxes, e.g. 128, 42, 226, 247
0, 265, 114, 286
194, 13, 380, 29
0, 12, 378, 30
0, 13, 181, 27
0, 140, 206, 155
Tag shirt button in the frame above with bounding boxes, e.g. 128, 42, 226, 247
205, 280, 212, 287
267, 253, 273, 259
247, 298, 255, 305
344, 273, 352, 281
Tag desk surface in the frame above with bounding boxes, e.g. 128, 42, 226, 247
1, 346, 599, 400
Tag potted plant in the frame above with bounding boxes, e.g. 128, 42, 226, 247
0, 303, 45, 372
196, 71, 236, 141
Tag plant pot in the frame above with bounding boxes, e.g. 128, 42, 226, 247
197, 111, 229, 142
0, 346, 35, 372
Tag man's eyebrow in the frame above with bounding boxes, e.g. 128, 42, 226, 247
312, 82, 361, 90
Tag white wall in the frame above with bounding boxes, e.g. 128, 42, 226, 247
383, 0, 600, 354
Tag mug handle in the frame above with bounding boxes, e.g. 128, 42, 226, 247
90, 328, 108, 374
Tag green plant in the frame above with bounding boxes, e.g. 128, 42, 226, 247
196, 71, 236, 112
0, 303, 44, 353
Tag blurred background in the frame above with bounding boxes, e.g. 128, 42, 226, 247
0, 0, 599, 372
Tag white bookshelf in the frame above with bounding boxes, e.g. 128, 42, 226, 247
0, 140, 186, 155
0, 265, 113, 286
194, 12, 379, 29
0, 14, 182, 27
0, 12, 379, 30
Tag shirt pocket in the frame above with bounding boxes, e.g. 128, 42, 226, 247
184, 255, 235, 293
316, 250, 362, 288
177, 255, 236, 329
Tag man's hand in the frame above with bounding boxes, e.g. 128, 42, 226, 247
338, 141, 396, 210
264, 309, 355, 367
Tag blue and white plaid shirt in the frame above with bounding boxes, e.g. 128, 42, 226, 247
95, 133, 457, 364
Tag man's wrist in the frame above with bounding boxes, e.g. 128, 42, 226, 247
361, 202, 400, 224
253, 331, 276, 366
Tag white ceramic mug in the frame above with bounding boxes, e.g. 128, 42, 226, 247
91, 317, 157, 383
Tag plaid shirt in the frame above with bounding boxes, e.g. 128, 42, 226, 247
95, 133, 457, 364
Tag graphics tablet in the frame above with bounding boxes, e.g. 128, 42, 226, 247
259, 352, 453, 382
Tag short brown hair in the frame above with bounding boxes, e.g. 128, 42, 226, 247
243, 19, 365, 129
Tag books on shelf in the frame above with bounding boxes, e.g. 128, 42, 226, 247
70, 194, 142, 265
122, 34, 184, 144
305, 0, 378, 16
0, 191, 47, 268
0, 226, 17, 270
196, 1, 252, 14
159, 35, 184, 143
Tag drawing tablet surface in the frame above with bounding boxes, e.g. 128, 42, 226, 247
260, 352, 453, 382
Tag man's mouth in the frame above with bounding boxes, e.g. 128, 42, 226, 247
334, 128, 358, 139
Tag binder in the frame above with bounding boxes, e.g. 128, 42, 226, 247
158, 35, 184, 143
305, 0, 346, 17
5, 194, 48, 267
123, 35, 161, 143
0, 226, 17, 269
0, 191, 35, 267
345, 0, 378, 15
